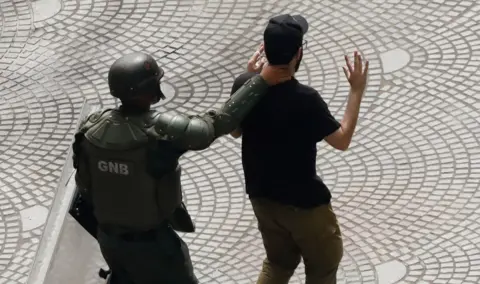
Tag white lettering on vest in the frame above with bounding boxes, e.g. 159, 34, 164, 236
119, 164, 129, 175
109, 162, 118, 174
98, 161, 129, 176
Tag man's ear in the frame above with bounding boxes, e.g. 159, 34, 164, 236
297, 47, 303, 60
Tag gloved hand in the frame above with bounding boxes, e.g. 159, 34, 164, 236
167, 202, 195, 233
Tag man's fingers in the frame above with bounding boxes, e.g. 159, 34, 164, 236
357, 53, 362, 72
342, 67, 349, 80
252, 51, 261, 62
345, 55, 353, 74
364, 60, 369, 75
247, 60, 255, 71
255, 61, 265, 72
353, 51, 360, 71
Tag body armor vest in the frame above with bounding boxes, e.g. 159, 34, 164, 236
76, 109, 183, 231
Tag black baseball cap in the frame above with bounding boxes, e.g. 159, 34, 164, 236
263, 14, 309, 65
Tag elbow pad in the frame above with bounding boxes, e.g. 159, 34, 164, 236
150, 113, 215, 150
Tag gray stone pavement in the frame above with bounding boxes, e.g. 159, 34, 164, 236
0, 0, 479, 283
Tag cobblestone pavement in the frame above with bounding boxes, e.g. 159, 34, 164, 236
1, 0, 480, 283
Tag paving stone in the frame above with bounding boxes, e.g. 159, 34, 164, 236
0, 0, 480, 283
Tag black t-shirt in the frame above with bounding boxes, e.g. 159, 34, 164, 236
230, 72, 341, 208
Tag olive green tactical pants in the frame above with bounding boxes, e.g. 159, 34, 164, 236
97, 224, 198, 284
251, 199, 343, 284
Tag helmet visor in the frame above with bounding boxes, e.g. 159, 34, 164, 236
137, 74, 165, 104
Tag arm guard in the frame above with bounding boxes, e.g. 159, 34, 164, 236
209, 74, 269, 136
149, 75, 269, 150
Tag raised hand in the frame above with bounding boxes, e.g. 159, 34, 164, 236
247, 44, 267, 73
343, 51, 369, 95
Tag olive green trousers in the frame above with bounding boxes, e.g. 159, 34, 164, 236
251, 198, 344, 284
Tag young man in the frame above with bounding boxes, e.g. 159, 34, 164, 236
230, 14, 369, 284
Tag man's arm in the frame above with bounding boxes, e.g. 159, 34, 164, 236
325, 51, 369, 151
324, 89, 362, 151
228, 72, 259, 139
148, 61, 291, 150
149, 73, 271, 150
228, 44, 267, 139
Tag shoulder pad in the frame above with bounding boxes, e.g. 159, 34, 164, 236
79, 109, 112, 133
83, 109, 149, 150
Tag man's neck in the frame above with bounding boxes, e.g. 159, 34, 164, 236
268, 64, 296, 77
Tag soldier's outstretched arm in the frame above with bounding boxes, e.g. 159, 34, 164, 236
148, 74, 270, 150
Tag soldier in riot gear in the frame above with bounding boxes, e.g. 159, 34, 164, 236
70, 52, 289, 284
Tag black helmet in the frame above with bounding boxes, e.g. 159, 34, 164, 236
108, 52, 165, 103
